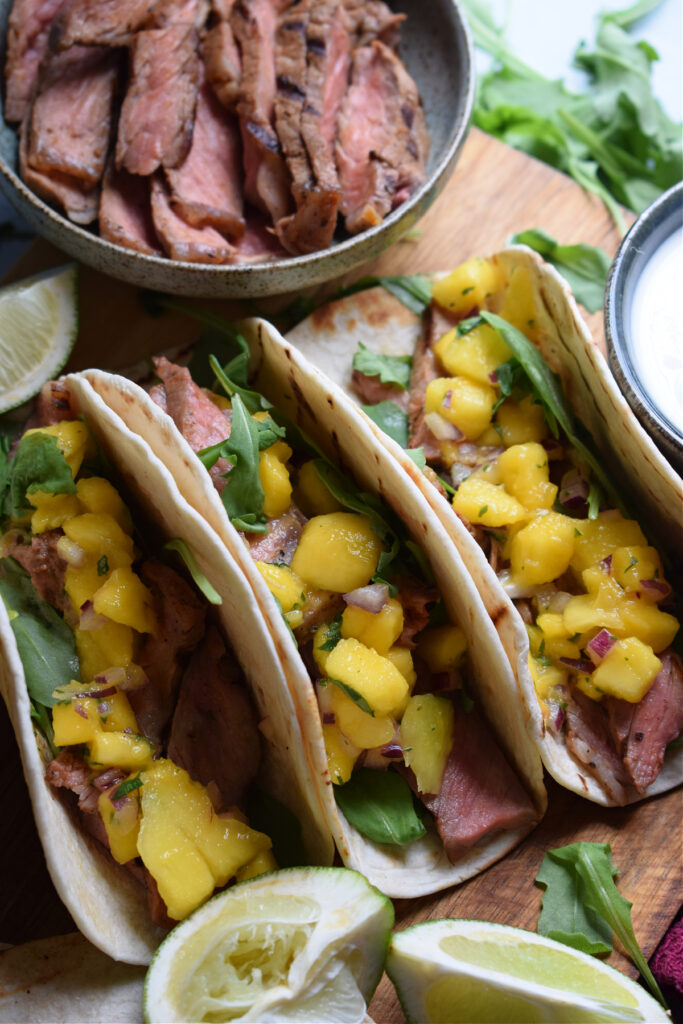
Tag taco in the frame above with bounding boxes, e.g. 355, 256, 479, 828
0, 378, 333, 964
77, 319, 546, 899
287, 247, 683, 807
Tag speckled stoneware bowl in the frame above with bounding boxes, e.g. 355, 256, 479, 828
605, 181, 683, 475
0, 0, 473, 298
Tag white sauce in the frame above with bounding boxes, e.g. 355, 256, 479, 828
629, 226, 683, 434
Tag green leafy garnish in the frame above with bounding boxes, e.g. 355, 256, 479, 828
1, 432, 76, 520
509, 229, 610, 313
360, 401, 409, 447
112, 776, 142, 800
334, 768, 427, 845
246, 788, 307, 868
318, 614, 342, 652
406, 448, 426, 470
97, 555, 109, 576
335, 275, 432, 316
327, 678, 375, 717
352, 342, 412, 390
536, 841, 667, 1007
163, 539, 222, 605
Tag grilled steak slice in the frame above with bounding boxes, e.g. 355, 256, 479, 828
131, 560, 207, 745
165, 79, 245, 238
351, 368, 410, 410
46, 750, 109, 847
407, 305, 454, 460
28, 45, 119, 186
168, 625, 261, 809
344, 0, 404, 49
234, 208, 288, 262
51, 0, 156, 47
203, 15, 242, 110
34, 380, 76, 425
150, 174, 235, 263
232, 0, 292, 225
247, 505, 307, 563
2, 531, 67, 612
395, 575, 437, 648
19, 115, 99, 223
566, 689, 632, 804
4, 0, 67, 123
99, 160, 162, 255
336, 40, 428, 234
116, 25, 199, 176
301, 0, 348, 181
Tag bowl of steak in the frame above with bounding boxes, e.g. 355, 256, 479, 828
0, 0, 473, 297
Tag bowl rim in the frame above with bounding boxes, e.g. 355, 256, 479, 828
0, 0, 475, 288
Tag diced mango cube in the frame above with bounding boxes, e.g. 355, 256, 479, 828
77, 477, 131, 531
294, 461, 342, 516
611, 546, 663, 592
88, 730, 153, 770
235, 849, 278, 882
399, 694, 455, 794
508, 511, 576, 586
28, 491, 82, 533
497, 443, 557, 511
74, 622, 134, 682
97, 691, 139, 733
576, 674, 604, 701
312, 620, 338, 674
322, 723, 358, 785
62, 513, 134, 569
52, 697, 99, 745
254, 562, 305, 614
325, 638, 409, 715
431, 258, 503, 315
425, 376, 497, 440
93, 567, 157, 634
259, 450, 292, 518
536, 613, 583, 661
570, 514, 648, 572
528, 655, 568, 701
417, 625, 468, 673
341, 597, 404, 654
291, 513, 383, 592
619, 599, 679, 654
330, 685, 395, 750
591, 637, 662, 702
65, 558, 105, 613
434, 324, 513, 385
452, 476, 527, 528
495, 396, 548, 446
98, 785, 140, 864
498, 265, 538, 338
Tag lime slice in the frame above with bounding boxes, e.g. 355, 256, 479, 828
143, 867, 393, 1023
0, 264, 79, 413
387, 920, 669, 1024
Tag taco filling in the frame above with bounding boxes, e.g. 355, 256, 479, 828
0, 387, 278, 928
351, 256, 683, 804
145, 350, 538, 862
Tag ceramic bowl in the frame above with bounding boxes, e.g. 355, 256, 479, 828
604, 181, 683, 475
0, 0, 473, 298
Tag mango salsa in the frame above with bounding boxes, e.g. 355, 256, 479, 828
291, 512, 382, 592
341, 597, 404, 654
325, 638, 409, 716
399, 694, 455, 795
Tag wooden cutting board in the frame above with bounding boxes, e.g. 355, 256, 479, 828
2, 128, 681, 1022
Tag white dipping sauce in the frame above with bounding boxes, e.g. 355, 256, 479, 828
629, 226, 683, 434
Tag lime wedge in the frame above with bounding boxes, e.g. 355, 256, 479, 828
387, 920, 669, 1024
0, 264, 78, 413
143, 867, 393, 1023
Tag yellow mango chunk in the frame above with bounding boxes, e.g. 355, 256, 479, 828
97, 691, 139, 733
432, 258, 503, 315
570, 514, 648, 572
259, 451, 292, 518
291, 512, 382, 592
434, 324, 513, 386
452, 476, 527, 528
25, 420, 91, 479
499, 265, 538, 338
385, 645, 417, 687
325, 637, 409, 715
425, 376, 497, 440
62, 513, 134, 570
28, 491, 82, 534
497, 443, 557, 511
322, 723, 358, 785
93, 567, 157, 634
98, 784, 140, 864
312, 621, 338, 674
235, 849, 278, 882
88, 731, 153, 770
330, 684, 395, 750
341, 597, 404, 654
611, 545, 663, 592
399, 694, 455, 794
65, 558, 106, 613
77, 477, 131, 531
535, 613, 583, 661
52, 696, 99, 745
255, 562, 305, 613
74, 622, 134, 682
576, 674, 605, 702
495, 396, 548, 447
294, 461, 342, 516
417, 625, 468, 673
528, 655, 569, 701
591, 637, 662, 703
509, 511, 576, 586
619, 599, 679, 653
138, 760, 271, 920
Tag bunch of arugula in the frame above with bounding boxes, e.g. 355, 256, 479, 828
461, 0, 682, 230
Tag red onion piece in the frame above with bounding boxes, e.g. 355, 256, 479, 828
56, 535, 86, 568
639, 578, 672, 602
600, 554, 613, 572
586, 629, 616, 666
94, 768, 126, 792
450, 463, 472, 488
71, 684, 118, 700
322, 711, 335, 725
442, 390, 453, 409
343, 583, 389, 614
74, 702, 89, 720
559, 657, 594, 674
559, 468, 589, 514
94, 667, 126, 689
118, 664, 149, 692
380, 743, 404, 759
79, 600, 109, 632
541, 438, 564, 459
424, 411, 463, 441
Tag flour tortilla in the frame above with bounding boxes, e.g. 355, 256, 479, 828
0, 375, 333, 965
286, 245, 683, 805
80, 321, 547, 899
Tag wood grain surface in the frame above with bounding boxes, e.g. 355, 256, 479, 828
2, 128, 681, 1023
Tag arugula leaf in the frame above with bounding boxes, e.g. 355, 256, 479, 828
209, 352, 271, 416
361, 401, 409, 447
509, 229, 610, 313
327, 678, 375, 716
112, 776, 142, 800
352, 342, 412, 390
187, 330, 246, 389
334, 768, 427, 845
164, 539, 222, 605
318, 614, 342, 652
247, 788, 308, 868
406, 448, 426, 470
536, 842, 667, 1007
335, 275, 432, 316
1, 433, 76, 520
536, 845, 613, 955
0, 557, 80, 710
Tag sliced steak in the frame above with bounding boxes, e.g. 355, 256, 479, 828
34, 379, 76, 425
51, 0, 155, 48
395, 574, 438, 648
116, 25, 199, 176
28, 45, 119, 186
232, 0, 292, 225
150, 174, 236, 264
152, 0, 210, 28
46, 750, 109, 847
406, 703, 537, 862
202, 18, 242, 110
351, 368, 410, 411
19, 112, 99, 224
566, 689, 632, 805
168, 624, 261, 808
234, 208, 288, 262
99, 160, 162, 255
165, 79, 245, 238
247, 505, 307, 563
4, 0, 67, 123
336, 40, 428, 234
408, 304, 456, 459
344, 0, 404, 50
131, 560, 207, 745
2, 531, 67, 612
151, 356, 232, 454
